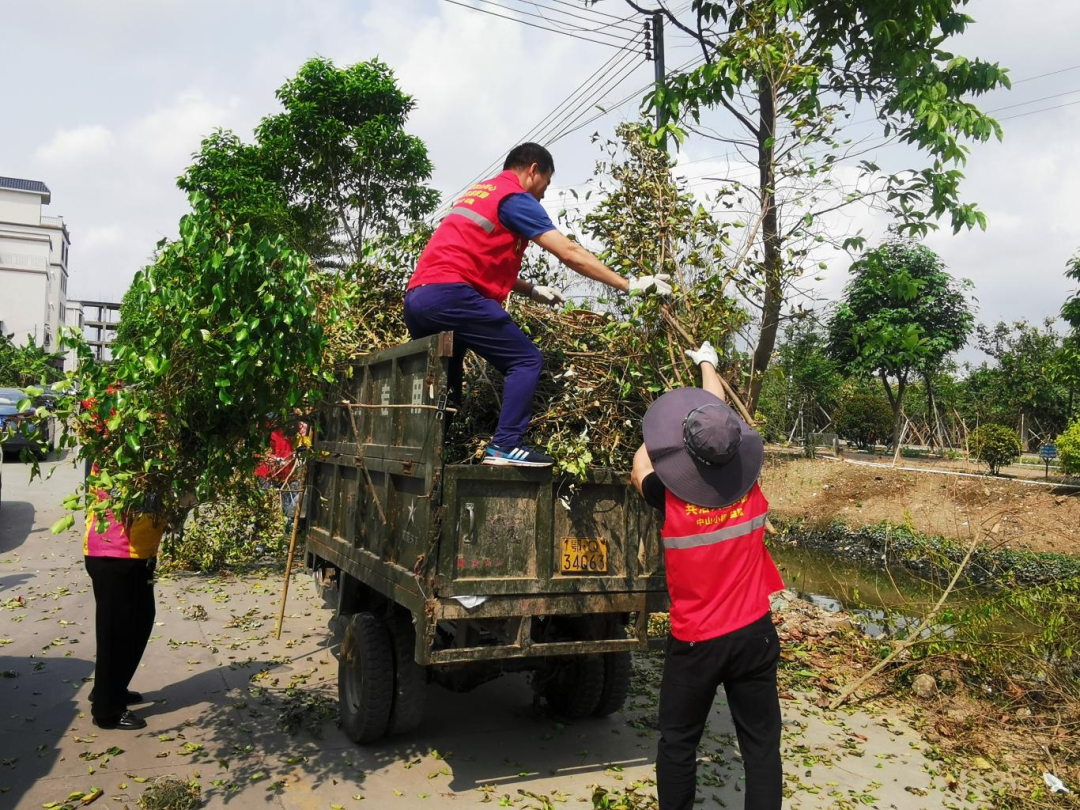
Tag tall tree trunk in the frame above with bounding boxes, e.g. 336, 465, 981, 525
890, 374, 908, 449
748, 74, 780, 415
924, 371, 937, 451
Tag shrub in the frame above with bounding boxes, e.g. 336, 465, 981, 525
970, 423, 1021, 475
161, 486, 285, 572
834, 391, 893, 450
1057, 418, 1080, 476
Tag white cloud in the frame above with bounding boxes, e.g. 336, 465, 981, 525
81, 226, 124, 250
34, 125, 114, 165
125, 90, 237, 165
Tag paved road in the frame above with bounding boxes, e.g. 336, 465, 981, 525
0, 453, 982, 809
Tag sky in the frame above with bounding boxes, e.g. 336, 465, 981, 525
3, 0, 1079, 364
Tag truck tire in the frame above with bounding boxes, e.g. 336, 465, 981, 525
338, 612, 394, 744
545, 654, 605, 719
312, 564, 336, 604
593, 651, 633, 717
387, 613, 426, 735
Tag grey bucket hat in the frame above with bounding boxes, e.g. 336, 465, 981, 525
642, 387, 764, 509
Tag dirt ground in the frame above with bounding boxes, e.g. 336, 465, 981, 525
760, 454, 1080, 556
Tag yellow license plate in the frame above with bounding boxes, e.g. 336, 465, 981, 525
560, 537, 608, 574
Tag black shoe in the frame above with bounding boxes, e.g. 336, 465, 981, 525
92, 710, 147, 730
482, 444, 555, 467
89, 689, 143, 705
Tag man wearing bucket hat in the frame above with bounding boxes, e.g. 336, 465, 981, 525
631, 340, 784, 810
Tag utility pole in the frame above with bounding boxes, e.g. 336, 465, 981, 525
645, 12, 667, 151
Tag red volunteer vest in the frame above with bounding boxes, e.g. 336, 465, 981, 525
661, 482, 784, 642
409, 170, 530, 302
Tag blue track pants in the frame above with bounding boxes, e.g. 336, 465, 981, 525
403, 283, 542, 448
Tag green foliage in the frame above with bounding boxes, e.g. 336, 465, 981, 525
579, 123, 730, 289
0, 334, 64, 387
833, 390, 893, 449
565, 123, 749, 390
53, 193, 326, 528
138, 776, 201, 810
328, 124, 747, 473
181, 57, 438, 268
784, 519, 1080, 695
958, 319, 1075, 443
1063, 250, 1080, 331
1057, 419, 1080, 477
642, 1, 1006, 409
828, 240, 974, 443
970, 423, 1021, 475
591, 784, 658, 809
755, 321, 842, 442
652, 1, 1006, 237
161, 486, 285, 572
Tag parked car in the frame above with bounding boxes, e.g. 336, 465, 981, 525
0, 387, 54, 459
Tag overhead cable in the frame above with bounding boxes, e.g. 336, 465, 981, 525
516, 0, 642, 34
443, 0, 646, 51
478, 0, 642, 40
434, 47, 643, 212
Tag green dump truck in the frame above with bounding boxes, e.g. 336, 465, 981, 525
303, 333, 668, 743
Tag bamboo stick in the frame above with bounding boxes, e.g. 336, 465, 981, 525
275, 478, 307, 641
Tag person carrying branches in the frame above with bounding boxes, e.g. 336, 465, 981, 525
405, 142, 672, 467
632, 341, 785, 810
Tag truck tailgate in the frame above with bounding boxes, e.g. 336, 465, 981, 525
434, 465, 666, 598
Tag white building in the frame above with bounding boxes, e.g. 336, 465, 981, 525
0, 176, 72, 366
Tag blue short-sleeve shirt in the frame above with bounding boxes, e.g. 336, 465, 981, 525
497, 193, 557, 240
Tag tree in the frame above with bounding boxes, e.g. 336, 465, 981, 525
1057, 418, 1080, 477
827, 241, 973, 446
561, 122, 748, 392
50, 194, 327, 532
1058, 251, 1080, 415
180, 57, 439, 269
1063, 251, 1080, 331
0, 335, 64, 387
623, 0, 1007, 411
834, 389, 893, 450
967, 319, 1073, 446
179, 129, 335, 262
755, 321, 842, 442
970, 423, 1021, 475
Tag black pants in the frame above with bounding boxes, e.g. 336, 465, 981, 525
84, 556, 156, 720
657, 612, 782, 810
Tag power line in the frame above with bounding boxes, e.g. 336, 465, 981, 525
550, 88, 1080, 214
434, 48, 644, 212
541, 0, 640, 21
475, 0, 641, 40
996, 98, 1080, 122
515, 0, 642, 34
541, 53, 647, 143
985, 87, 1080, 114
1013, 63, 1080, 84
442, 0, 646, 51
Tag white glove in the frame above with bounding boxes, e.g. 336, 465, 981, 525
685, 340, 719, 368
627, 274, 673, 296
529, 284, 566, 307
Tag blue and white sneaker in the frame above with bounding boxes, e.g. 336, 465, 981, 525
482, 443, 555, 467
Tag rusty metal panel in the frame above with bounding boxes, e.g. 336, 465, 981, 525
552, 479, 629, 579
386, 472, 430, 571
444, 468, 552, 583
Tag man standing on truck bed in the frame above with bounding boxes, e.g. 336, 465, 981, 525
631, 341, 784, 810
405, 142, 671, 467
